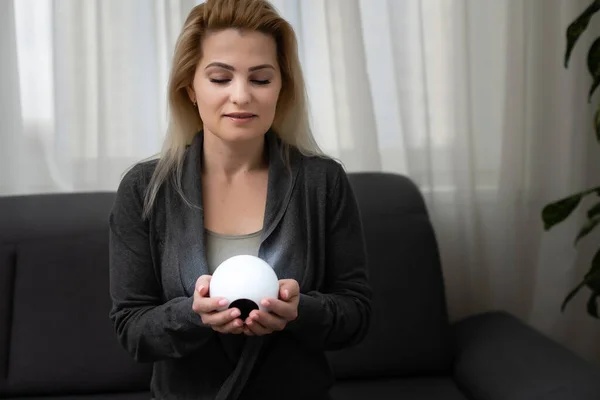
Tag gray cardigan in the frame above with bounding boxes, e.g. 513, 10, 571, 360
108, 130, 372, 399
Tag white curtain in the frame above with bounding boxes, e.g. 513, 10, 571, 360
2, 0, 600, 364
1, 0, 199, 193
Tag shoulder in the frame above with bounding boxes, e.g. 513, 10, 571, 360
293, 151, 362, 226
292, 150, 354, 205
114, 159, 159, 207
296, 151, 347, 188
117, 159, 158, 191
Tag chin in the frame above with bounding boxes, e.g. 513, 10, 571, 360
209, 127, 267, 144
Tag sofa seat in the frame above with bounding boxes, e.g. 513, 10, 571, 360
330, 377, 468, 400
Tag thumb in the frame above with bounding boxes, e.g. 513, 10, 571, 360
196, 275, 211, 296
279, 279, 297, 300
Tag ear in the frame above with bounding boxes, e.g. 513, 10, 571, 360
186, 85, 196, 104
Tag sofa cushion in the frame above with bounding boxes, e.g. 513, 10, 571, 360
5, 232, 152, 396
330, 377, 468, 400
0, 192, 151, 397
327, 173, 453, 379
6, 232, 151, 395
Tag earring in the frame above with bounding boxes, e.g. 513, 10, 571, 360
192, 100, 197, 107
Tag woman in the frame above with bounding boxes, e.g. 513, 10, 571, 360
108, 0, 372, 399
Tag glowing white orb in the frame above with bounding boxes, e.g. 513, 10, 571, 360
209, 255, 279, 319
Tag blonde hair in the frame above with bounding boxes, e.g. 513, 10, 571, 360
142, 0, 323, 218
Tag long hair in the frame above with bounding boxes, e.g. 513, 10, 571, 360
142, 0, 323, 218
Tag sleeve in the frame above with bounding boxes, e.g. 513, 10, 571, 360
285, 163, 373, 351
108, 164, 215, 362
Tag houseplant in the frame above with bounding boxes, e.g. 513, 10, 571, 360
541, 0, 600, 318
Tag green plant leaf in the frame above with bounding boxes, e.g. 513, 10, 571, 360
587, 201, 600, 218
587, 246, 600, 276
562, 280, 587, 312
586, 293, 599, 317
562, 249, 600, 313
542, 186, 600, 230
585, 249, 600, 291
565, 0, 600, 68
588, 37, 600, 101
574, 216, 600, 244
595, 102, 600, 141
542, 194, 583, 230
586, 269, 600, 292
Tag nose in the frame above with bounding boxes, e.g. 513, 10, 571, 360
230, 79, 251, 105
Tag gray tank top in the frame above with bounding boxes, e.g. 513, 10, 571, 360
205, 229, 263, 274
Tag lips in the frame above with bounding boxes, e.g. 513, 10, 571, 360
225, 112, 256, 118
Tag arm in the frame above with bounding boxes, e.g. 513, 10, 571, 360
286, 164, 372, 351
108, 164, 215, 362
453, 311, 600, 400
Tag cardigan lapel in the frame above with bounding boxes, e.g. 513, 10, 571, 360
172, 132, 207, 297
261, 130, 301, 244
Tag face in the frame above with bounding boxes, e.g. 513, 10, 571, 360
189, 28, 282, 143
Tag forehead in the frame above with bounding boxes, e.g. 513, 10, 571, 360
200, 28, 278, 67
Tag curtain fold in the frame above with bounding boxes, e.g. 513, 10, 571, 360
0, 0, 24, 193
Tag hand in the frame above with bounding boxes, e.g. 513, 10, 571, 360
192, 275, 244, 334
243, 279, 299, 336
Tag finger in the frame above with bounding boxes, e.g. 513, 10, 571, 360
243, 325, 254, 336
193, 296, 229, 314
260, 298, 298, 321
231, 326, 244, 335
213, 317, 244, 334
244, 317, 272, 336
249, 310, 286, 331
203, 307, 241, 326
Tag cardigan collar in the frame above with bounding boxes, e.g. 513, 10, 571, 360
174, 129, 301, 296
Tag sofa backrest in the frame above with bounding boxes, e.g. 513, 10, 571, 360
326, 173, 454, 379
0, 172, 454, 395
0, 192, 152, 397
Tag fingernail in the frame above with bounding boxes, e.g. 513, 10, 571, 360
284, 290, 289, 299
231, 309, 240, 318
261, 299, 270, 306
219, 299, 228, 306
197, 285, 204, 293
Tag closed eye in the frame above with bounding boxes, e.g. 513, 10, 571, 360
209, 79, 271, 86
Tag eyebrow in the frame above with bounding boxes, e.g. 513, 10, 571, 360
204, 62, 275, 72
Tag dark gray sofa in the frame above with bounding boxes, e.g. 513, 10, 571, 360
1, 172, 599, 399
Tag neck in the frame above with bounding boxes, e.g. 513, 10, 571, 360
202, 131, 267, 177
